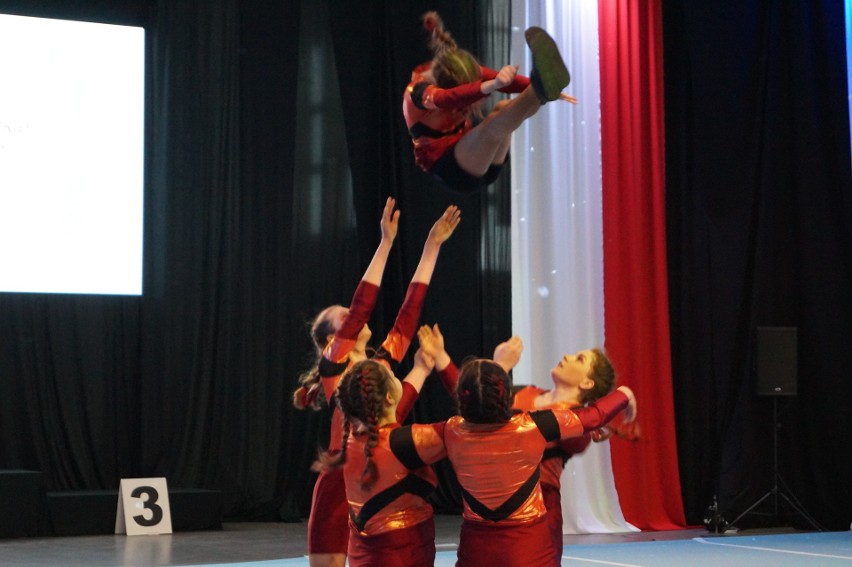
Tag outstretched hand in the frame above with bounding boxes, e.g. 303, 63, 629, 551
380, 196, 400, 242
417, 324, 445, 359
427, 205, 461, 245
592, 420, 641, 443
417, 323, 452, 371
617, 386, 638, 423
493, 336, 523, 372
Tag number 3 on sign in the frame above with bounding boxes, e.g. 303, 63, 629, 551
115, 478, 173, 535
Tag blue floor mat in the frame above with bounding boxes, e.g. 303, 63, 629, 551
172, 531, 852, 567
560, 532, 852, 566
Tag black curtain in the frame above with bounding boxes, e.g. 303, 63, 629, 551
0, 0, 511, 522
664, 1, 852, 531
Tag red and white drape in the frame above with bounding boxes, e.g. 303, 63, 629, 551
511, 0, 686, 532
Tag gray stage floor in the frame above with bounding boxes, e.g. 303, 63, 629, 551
0, 514, 820, 567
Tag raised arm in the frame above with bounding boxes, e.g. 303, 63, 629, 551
395, 347, 436, 422
417, 323, 457, 393
327, 197, 399, 347
361, 196, 400, 286
417, 324, 452, 371
411, 205, 461, 285
492, 336, 523, 372
373, 205, 462, 369
418, 325, 519, 394
319, 199, 400, 401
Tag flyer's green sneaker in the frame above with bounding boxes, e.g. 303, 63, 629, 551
524, 26, 570, 103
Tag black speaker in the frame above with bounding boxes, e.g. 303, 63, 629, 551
755, 326, 797, 396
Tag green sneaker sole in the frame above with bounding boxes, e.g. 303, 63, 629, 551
525, 26, 570, 101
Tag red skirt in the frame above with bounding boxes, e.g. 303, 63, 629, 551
456, 516, 554, 567
347, 519, 436, 567
307, 468, 349, 554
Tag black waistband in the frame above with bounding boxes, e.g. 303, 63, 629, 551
409, 120, 465, 139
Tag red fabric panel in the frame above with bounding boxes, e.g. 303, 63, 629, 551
598, 0, 687, 530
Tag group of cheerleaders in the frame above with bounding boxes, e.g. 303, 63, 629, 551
291, 13, 637, 567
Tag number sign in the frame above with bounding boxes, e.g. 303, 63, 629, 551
114, 477, 173, 535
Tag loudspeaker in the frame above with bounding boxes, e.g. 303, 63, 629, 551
755, 326, 797, 396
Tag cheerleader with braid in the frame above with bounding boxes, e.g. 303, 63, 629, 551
444, 359, 636, 567
403, 11, 574, 193
314, 351, 447, 567
295, 198, 461, 567
418, 327, 638, 565
405, 325, 637, 567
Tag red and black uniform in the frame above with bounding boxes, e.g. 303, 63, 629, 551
402, 63, 529, 191
513, 386, 591, 565
306, 280, 427, 555
344, 422, 446, 567
442, 390, 630, 567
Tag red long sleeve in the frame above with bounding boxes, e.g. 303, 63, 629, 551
382, 283, 429, 422
337, 280, 380, 340
375, 282, 428, 367
437, 360, 459, 394
426, 81, 486, 110
479, 65, 531, 94
395, 382, 418, 423
572, 390, 629, 432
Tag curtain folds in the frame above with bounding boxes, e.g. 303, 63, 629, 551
598, 0, 686, 530
664, 1, 852, 530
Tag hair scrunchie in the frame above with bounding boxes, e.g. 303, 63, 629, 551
422, 11, 440, 33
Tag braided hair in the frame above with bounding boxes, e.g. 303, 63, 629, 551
313, 359, 393, 491
456, 359, 514, 424
421, 11, 481, 90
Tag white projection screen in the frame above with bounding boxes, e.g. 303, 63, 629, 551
0, 13, 145, 295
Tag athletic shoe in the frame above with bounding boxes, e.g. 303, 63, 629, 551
524, 26, 570, 103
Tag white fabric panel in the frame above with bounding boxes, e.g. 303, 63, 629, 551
510, 0, 637, 534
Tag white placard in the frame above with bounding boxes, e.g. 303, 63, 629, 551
115, 477, 173, 535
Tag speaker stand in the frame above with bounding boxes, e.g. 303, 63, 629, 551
727, 397, 823, 531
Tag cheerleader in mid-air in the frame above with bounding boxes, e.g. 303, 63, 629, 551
403, 11, 574, 193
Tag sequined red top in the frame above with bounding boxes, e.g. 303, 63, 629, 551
512, 385, 592, 489
344, 422, 446, 536
443, 390, 629, 526
402, 63, 530, 171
